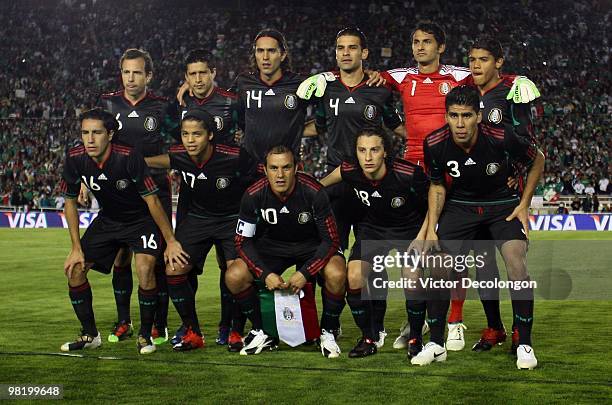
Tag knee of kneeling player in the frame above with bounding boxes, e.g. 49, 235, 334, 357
347, 265, 365, 290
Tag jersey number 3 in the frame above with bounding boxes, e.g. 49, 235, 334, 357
447, 161, 461, 177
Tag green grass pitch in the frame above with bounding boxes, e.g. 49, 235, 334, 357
0, 229, 610, 403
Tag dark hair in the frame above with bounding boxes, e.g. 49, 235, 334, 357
445, 85, 481, 112
250, 29, 292, 72
264, 145, 297, 166
469, 36, 504, 61
411, 21, 446, 46
356, 126, 392, 154
336, 26, 368, 49
184, 49, 216, 71
119, 48, 154, 74
79, 108, 119, 133
182, 109, 216, 136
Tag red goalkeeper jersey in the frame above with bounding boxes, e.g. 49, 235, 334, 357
382, 65, 471, 164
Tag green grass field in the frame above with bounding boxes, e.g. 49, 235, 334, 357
0, 229, 611, 403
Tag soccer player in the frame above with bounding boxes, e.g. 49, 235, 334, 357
418, 85, 544, 369
173, 49, 245, 347
226, 146, 346, 357
229, 29, 314, 164
144, 110, 256, 351
381, 22, 540, 350
97, 48, 178, 345
468, 36, 537, 352
59, 108, 187, 354
321, 127, 428, 357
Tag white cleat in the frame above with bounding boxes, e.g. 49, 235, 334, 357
240, 329, 273, 356
137, 335, 156, 355
516, 345, 538, 370
61, 332, 101, 352
320, 330, 341, 358
410, 342, 447, 366
375, 330, 388, 349
446, 322, 467, 351
393, 321, 431, 349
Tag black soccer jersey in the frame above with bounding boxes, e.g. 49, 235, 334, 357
316, 73, 403, 167
168, 143, 256, 218
423, 124, 538, 205
178, 88, 239, 145
479, 75, 535, 141
340, 158, 427, 228
60, 144, 158, 222
235, 173, 339, 279
230, 71, 309, 163
99, 90, 177, 157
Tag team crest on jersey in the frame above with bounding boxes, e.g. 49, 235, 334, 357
486, 163, 500, 176
391, 197, 406, 208
214, 116, 224, 131
364, 105, 377, 120
282, 307, 294, 321
284, 94, 298, 110
488, 108, 503, 124
298, 211, 312, 224
216, 177, 230, 189
116, 179, 129, 190
439, 82, 451, 95
143, 116, 158, 132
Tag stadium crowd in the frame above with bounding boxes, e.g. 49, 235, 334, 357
0, 0, 609, 210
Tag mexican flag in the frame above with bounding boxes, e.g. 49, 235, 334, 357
258, 282, 320, 347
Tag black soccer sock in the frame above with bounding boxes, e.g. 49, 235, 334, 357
321, 288, 345, 331
167, 274, 200, 334
481, 300, 504, 330
69, 281, 97, 336
405, 299, 427, 340
231, 300, 247, 335
138, 287, 158, 339
426, 287, 450, 346
369, 269, 388, 333
112, 265, 132, 323
509, 279, 534, 346
219, 269, 233, 329
233, 285, 262, 330
154, 265, 169, 329
188, 269, 199, 294
346, 288, 375, 340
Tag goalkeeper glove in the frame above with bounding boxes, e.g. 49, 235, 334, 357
296, 72, 336, 100
506, 76, 541, 103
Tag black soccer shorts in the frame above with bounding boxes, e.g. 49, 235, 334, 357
175, 214, 238, 271
437, 201, 527, 255
81, 215, 161, 274
348, 222, 421, 263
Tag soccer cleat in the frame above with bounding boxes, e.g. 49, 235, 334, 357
348, 337, 377, 358
137, 335, 156, 355
510, 327, 520, 355
108, 321, 133, 343
407, 338, 423, 359
446, 322, 467, 351
393, 321, 430, 349
472, 327, 507, 352
227, 331, 244, 352
170, 324, 187, 346
61, 331, 101, 352
239, 329, 274, 356
172, 328, 204, 352
216, 326, 230, 345
516, 345, 538, 370
319, 329, 341, 358
151, 326, 169, 345
375, 330, 388, 349
410, 342, 447, 366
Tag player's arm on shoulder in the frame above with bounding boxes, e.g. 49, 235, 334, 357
320, 165, 342, 187
144, 154, 171, 169
364, 69, 386, 87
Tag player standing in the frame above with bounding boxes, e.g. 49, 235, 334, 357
417, 85, 544, 369
97, 48, 178, 345
226, 146, 346, 358
59, 108, 187, 354
321, 127, 428, 357
145, 110, 256, 351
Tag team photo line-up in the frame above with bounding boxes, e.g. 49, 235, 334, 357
58, 21, 544, 370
